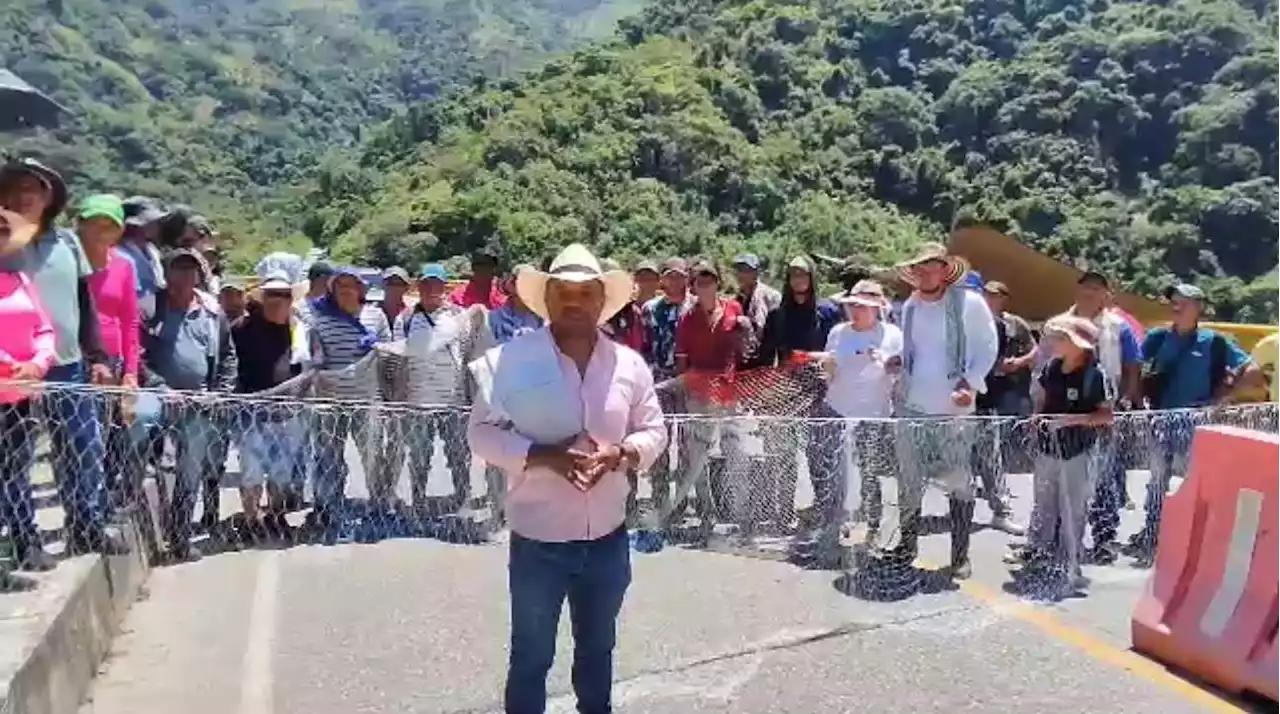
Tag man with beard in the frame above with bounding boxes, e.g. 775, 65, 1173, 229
884, 243, 998, 580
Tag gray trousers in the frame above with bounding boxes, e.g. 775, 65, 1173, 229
1027, 451, 1095, 575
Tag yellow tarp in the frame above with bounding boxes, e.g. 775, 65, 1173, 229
947, 225, 1171, 322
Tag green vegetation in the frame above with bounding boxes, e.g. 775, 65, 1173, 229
1, 0, 634, 264
4, 0, 1276, 320
323, 0, 1278, 321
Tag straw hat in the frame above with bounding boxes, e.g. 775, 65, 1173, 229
893, 242, 969, 287
515, 243, 634, 325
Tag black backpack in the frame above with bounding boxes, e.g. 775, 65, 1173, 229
1141, 327, 1231, 406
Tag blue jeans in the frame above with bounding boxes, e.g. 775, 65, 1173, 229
46, 362, 106, 540
970, 389, 1029, 516
1136, 412, 1196, 550
160, 406, 221, 542
506, 527, 631, 714
1087, 429, 1126, 545
312, 411, 380, 524
0, 399, 39, 548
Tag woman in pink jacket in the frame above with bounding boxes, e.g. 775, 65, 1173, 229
77, 195, 141, 517
0, 207, 60, 571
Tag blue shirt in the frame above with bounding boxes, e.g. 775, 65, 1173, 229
1142, 327, 1250, 409
490, 303, 542, 344
1117, 322, 1142, 365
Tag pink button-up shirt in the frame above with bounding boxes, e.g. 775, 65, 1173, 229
467, 328, 666, 543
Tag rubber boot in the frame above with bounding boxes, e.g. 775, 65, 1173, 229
948, 497, 976, 579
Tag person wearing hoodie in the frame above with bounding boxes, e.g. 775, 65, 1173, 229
749, 255, 841, 530
0, 158, 127, 557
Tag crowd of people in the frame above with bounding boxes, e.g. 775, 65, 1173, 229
0, 156, 1269, 598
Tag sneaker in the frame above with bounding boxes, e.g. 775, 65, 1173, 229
989, 514, 1025, 536
1086, 542, 1118, 565
264, 514, 294, 541
949, 559, 972, 580
169, 542, 203, 563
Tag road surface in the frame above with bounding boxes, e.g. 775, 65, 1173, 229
79, 435, 1258, 714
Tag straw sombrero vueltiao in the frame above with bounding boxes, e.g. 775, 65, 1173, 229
893, 242, 970, 288
515, 243, 634, 326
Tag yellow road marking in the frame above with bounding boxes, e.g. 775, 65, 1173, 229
941, 569, 1251, 713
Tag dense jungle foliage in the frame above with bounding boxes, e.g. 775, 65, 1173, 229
4, 0, 1278, 320
1, 0, 636, 259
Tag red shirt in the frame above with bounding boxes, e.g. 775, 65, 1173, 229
676, 298, 743, 371
449, 280, 507, 309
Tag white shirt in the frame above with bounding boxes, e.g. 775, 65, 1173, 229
823, 321, 903, 418
902, 289, 998, 416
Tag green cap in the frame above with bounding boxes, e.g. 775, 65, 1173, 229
79, 194, 125, 227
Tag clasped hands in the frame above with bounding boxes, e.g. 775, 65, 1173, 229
527, 435, 630, 492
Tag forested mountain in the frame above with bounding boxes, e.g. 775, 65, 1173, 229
319, 0, 1278, 321
1, 0, 637, 260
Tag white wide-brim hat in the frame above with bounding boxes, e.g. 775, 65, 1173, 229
515, 243, 634, 326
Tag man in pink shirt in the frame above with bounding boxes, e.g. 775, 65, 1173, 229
449, 247, 507, 309
467, 244, 665, 714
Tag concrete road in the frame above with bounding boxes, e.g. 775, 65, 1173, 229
79, 435, 1257, 714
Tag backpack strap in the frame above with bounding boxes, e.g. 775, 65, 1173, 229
1209, 332, 1230, 391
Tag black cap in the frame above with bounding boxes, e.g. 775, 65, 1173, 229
307, 261, 335, 280
1077, 270, 1110, 288
0, 158, 68, 225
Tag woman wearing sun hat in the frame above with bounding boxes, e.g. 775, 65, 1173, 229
467, 243, 666, 714
883, 242, 999, 579
809, 280, 903, 559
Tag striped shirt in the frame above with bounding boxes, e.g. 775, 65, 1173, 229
308, 304, 390, 400
397, 303, 493, 406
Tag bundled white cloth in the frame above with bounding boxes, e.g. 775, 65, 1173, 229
469, 328, 584, 447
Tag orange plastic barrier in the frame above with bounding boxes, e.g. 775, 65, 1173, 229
1131, 426, 1279, 702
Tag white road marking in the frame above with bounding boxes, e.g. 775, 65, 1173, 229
238, 550, 281, 714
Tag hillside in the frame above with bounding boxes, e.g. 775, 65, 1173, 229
0, 0, 636, 261
325, 0, 1278, 321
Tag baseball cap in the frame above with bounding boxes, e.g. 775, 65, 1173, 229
165, 247, 206, 275
122, 196, 167, 228
1077, 270, 1110, 288
78, 194, 125, 227
661, 257, 689, 276
307, 261, 335, 281
259, 270, 293, 293
1164, 283, 1206, 301
186, 215, 215, 238
983, 280, 1010, 297
633, 259, 659, 276
219, 280, 246, 294
419, 263, 449, 281
382, 266, 411, 284
786, 255, 816, 274
691, 260, 719, 280
732, 253, 762, 271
